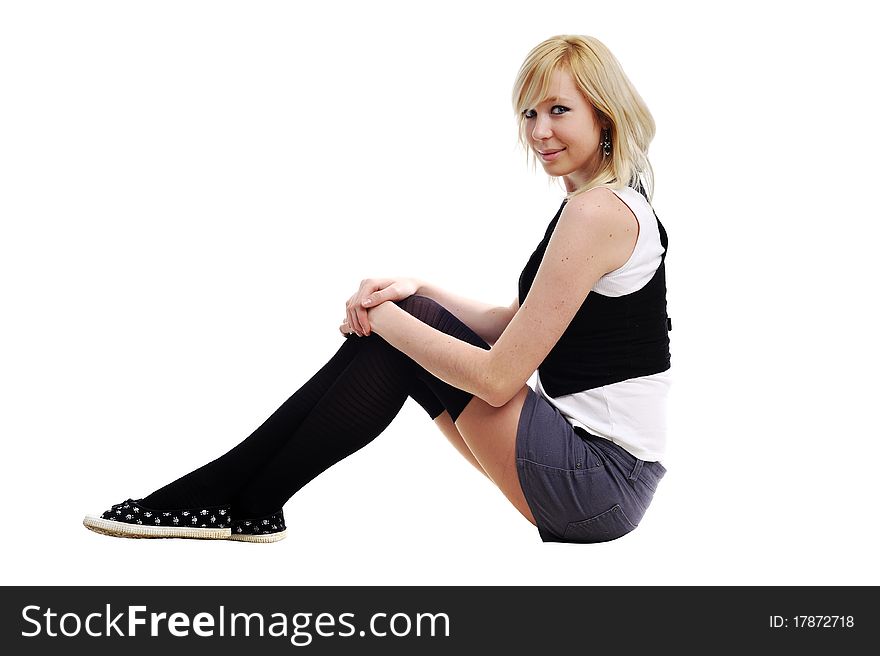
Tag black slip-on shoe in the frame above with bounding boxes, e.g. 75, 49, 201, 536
83, 498, 232, 540
228, 509, 287, 543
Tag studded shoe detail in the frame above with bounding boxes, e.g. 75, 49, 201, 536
228, 509, 287, 543
83, 498, 232, 540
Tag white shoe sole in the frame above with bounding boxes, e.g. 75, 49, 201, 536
227, 529, 288, 543
83, 515, 231, 540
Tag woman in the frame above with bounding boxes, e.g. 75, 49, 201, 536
84, 34, 671, 544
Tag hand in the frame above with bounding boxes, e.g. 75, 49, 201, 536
339, 276, 422, 338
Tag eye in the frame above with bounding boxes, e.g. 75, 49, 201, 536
522, 105, 570, 119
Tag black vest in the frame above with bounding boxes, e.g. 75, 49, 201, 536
517, 190, 672, 397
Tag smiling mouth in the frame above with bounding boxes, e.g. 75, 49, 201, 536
538, 148, 565, 161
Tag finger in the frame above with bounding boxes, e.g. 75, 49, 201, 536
343, 300, 356, 336
356, 306, 370, 336
345, 303, 361, 336
347, 308, 365, 337
349, 310, 365, 336
365, 284, 390, 306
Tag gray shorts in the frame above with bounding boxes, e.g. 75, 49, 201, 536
515, 386, 667, 543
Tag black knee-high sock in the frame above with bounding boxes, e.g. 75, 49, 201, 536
231, 295, 491, 518
139, 296, 482, 510
140, 336, 367, 509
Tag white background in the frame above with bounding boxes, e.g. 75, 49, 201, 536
2, 0, 878, 586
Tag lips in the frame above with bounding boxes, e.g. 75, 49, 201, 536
538, 148, 565, 162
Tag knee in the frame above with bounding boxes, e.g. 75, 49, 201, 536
392, 294, 443, 320
391, 294, 490, 352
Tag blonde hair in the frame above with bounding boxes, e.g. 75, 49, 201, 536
512, 35, 656, 203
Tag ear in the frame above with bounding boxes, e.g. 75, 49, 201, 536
593, 106, 612, 130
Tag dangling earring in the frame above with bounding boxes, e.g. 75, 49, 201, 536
601, 128, 612, 157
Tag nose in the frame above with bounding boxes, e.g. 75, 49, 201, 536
530, 112, 553, 142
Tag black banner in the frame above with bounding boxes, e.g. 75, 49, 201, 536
1, 586, 874, 653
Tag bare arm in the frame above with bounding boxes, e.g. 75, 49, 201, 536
366, 188, 632, 408
416, 280, 518, 347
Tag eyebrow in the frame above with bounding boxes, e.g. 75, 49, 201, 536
521, 95, 577, 114
525, 96, 576, 109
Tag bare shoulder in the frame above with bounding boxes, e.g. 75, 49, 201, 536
559, 187, 638, 272
563, 186, 633, 223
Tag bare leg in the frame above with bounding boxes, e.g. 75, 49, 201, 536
433, 410, 492, 482
454, 387, 536, 526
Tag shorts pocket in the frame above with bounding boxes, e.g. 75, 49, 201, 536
561, 504, 637, 543
572, 431, 605, 473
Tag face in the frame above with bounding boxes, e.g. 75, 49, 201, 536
523, 68, 608, 192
